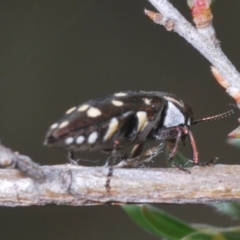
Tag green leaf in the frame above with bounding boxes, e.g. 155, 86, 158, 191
123, 205, 240, 240
221, 227, 240, 240
213, 202, 240, 219
123, 205, 196, 239
123, 205, 164, 238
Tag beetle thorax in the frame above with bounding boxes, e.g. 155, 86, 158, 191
163, 101, 186, 128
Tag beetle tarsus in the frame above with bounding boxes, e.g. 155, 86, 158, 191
169, 158, 191, 173
193, 157, 218, 167
105, 142, 121, 191
177, 165, 191, 174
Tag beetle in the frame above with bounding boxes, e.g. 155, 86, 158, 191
44, 91, 233, 189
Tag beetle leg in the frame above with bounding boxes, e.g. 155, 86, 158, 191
115, 142, 164, 168
167, 127, 182, 160
142, 143, 163, 160
192, 156, 218, 166
196, 157, 218, 166
114, 143, 144, 168
105, 140, 121, 191
187, 130, 199, 164
188, 130, 218, 166
67, 151, 79, 165
127, 143, 145, 167
170, 159, 191, 173
105, 153, 116, 191
130, 143, 144, 159
102, 150, 124, 166
167, 127, 191, 173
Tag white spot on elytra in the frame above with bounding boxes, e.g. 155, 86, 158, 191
163, 101, 185, 127
143, 98, 151, 105
136, 111, 147, 132
87, 107, 102, 117
59, 121, 69, 128
76, 135, 85, 144
65, 137, 74, 145
114, 92, 127, 97
66, 106, 76, 114
78, 104, 90, 112
50, 123, 58, 129
111, 100, 123, 106
103, 118, 119, 141
88, 131, 98, 144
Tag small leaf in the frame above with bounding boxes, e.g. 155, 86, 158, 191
123, 205, 240, 240
123, 205, 196, 239
213, 202, 240, 219
123, 205, 163, 237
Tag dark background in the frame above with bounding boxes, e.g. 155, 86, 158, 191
0, 1, 240, 239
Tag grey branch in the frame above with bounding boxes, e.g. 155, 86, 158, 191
146, 0, 240, 102
1, 164, 240, 206
0, 143, 45, 180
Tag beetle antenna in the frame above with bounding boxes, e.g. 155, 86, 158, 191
192, 109, 234, 125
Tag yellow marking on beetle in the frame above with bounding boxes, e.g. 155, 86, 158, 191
87, 107, 102, 117
59, 121, 69, 128
88, 131, 98, 144
103, 118, 119, 141
50, 123, 58, 129
66, 106, 76, 114
78, 104, 90, 112
136, 111, 147, 132
143, 98, 151, 105
114, 92, 127, 97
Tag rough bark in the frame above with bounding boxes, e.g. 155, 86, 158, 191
0, 164, 240, 206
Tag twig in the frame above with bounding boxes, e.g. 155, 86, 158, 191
0, 164, 240, 206
146, 0, 240, 105
0, 144, 45, 180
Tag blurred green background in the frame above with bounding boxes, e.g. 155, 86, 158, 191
0, 0, 240, 239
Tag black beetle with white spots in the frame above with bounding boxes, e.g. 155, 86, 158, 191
44, 91, 233, 190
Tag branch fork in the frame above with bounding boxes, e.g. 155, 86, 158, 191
146, 0, 240, 106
